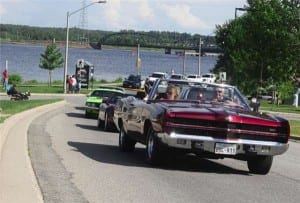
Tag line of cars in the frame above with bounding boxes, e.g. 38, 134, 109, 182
122, 72, 217, 90
85, 79, 290, 175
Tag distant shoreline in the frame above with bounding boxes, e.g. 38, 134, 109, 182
0, 40, 165, 52
1, 40, 91, 49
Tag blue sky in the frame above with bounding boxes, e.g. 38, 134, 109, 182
0, 0, 247, 35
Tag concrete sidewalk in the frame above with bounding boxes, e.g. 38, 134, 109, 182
0, 101, 66, 203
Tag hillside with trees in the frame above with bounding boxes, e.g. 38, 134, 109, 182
0, 24, 216, 48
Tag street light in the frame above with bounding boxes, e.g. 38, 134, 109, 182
235, 6, 249, 19
63, 0, 106, 93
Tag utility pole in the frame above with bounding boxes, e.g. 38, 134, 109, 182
182, 50, 186, 75
136, 44, 141, 75
235, 6, 249, 19
198, 38, 202, 76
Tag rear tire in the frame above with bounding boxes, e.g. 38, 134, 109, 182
119, 126, 135, 152
247, 156, 273, 175
97, 118, 103, 128
104, 113, 110, 131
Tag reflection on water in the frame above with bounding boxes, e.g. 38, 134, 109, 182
0, 43, 217, 82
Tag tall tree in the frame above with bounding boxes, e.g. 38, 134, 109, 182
214, 0, 300, 98
39, 40, 64, 87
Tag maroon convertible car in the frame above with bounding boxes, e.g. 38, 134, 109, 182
114, 79, 290, 174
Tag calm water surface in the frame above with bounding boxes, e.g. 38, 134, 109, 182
0, 43, 217, 82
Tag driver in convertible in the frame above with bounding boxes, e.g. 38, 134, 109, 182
214, 87, 225, 102
213, 87, 240, 107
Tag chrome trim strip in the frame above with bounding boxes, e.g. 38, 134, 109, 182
165, 122, 287, 137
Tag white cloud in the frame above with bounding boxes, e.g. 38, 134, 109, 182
135, 0, 154, 20
161, 3, 208, 30
102, 0, 155, 31
0, 4, 6, 15
103, 0, 122, 29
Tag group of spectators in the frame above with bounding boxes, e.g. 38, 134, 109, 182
67, 75, 81, 93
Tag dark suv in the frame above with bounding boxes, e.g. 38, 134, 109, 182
123, 74, 144, 89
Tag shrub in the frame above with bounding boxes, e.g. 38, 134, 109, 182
8, 74, 23, 84
112, 77, 123, 83
24, 80, 38, 85
99, 79, 108, 83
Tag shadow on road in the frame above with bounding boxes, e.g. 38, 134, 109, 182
66, 112, 85, 118
75, 124, 99, 131
68, 141, 249, 175
74, 106, 85, 111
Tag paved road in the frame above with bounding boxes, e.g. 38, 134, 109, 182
27, 95, 300, 203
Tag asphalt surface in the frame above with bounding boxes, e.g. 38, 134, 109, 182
0, 93, 299, 202
0, 99, 66, 203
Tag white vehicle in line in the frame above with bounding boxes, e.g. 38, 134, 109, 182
186, 74, 202, 82
170, 74, 187, 80
200, 73, 216, 83
148, 72, 169, 85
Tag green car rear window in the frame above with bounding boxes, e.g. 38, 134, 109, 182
91, 90, 122, 98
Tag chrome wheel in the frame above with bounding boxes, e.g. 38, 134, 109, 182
119, 126, 135, 152
146, 127, 161, 165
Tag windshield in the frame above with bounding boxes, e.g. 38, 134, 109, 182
91, 90, 122, 98
170, 75, 182, 79
202, 74, 213, 78
151, 73, 164, 78
149, 79, 249, 109
187, 75, 196, 79
128, 75, 140, 81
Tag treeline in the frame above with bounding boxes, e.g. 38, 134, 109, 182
0, 24, 216, 48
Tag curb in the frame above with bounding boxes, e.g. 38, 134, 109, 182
0, 100, 66, 203
290, 135, 300, 142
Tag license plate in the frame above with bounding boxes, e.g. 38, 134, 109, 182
215, 143, 237, 155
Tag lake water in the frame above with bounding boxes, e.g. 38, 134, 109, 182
0, 43, 217, 82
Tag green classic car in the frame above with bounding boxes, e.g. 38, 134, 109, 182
85, 86, 125, 118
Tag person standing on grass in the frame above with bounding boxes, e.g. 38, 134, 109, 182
2, 69, 8, 90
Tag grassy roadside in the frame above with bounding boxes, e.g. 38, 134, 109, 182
0, 99, 63, 123
259, 101, 300, 137
0, 82, 122, 94
260, 101, 300, 114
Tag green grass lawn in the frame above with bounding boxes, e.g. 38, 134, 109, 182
0, 83, 122, 94
0, 99, 63, 123
260, 100, 300, 114
290, 120, 300, 137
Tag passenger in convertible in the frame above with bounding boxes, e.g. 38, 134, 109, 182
163, 85, 178, 100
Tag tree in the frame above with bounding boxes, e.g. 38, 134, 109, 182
214, 0, 300, 99
39, 40, 64, 87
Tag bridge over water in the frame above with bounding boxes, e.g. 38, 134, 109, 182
89, 32, 222, 55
